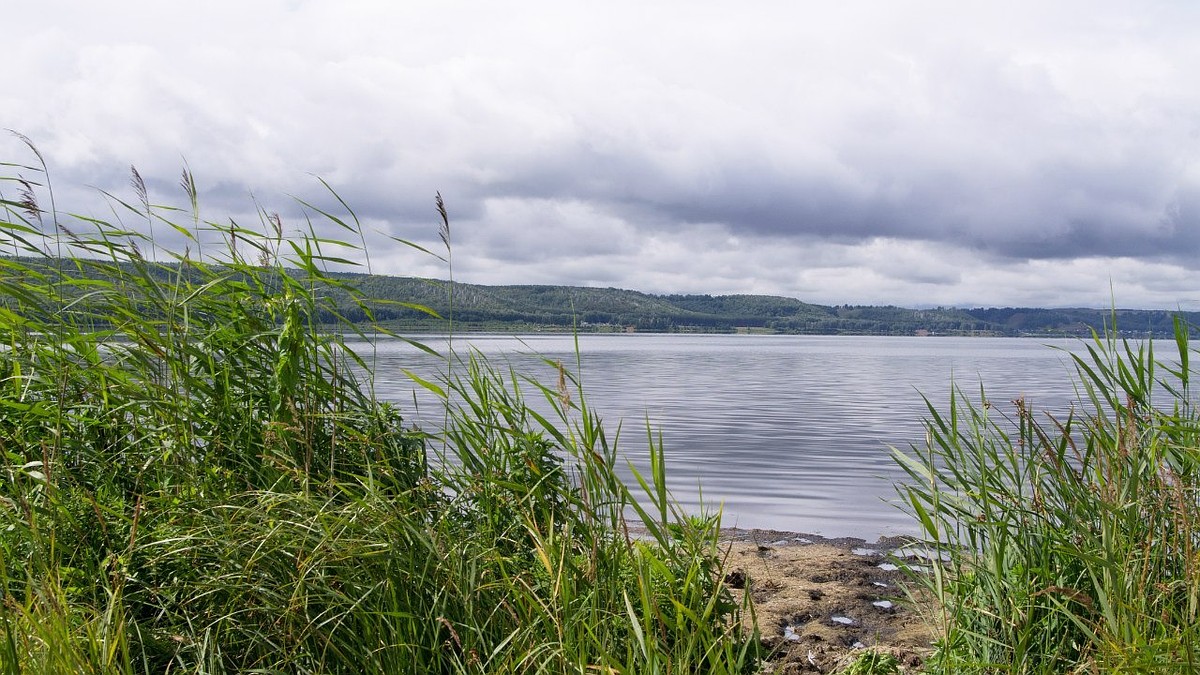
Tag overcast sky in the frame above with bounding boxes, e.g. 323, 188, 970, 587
5, 1, 1200, 308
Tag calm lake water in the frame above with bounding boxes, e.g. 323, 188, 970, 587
357, 334, 1090, 539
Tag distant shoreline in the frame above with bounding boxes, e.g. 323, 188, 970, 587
11, 255, 1193, 338
352, 327, 1103, 339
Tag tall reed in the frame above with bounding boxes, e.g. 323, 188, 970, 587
894, 320, 1200, 672
0, 139, 758, 674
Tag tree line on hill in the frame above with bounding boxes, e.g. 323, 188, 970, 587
326, 271, 1198, 337
8, 256, 1194, 337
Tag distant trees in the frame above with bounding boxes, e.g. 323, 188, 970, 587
14, 256, 1197, 337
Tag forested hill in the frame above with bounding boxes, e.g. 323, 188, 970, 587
326, 271, 1200, 337
9, 255, 1194, 336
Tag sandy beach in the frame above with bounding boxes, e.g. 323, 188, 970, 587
720, 530, 935, 673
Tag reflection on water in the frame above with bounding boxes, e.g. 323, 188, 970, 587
357, 334, 1087, 539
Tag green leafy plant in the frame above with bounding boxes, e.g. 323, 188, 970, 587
842, 648, 901, 675
0, 136, 759, 674
894, 318, 1200, 673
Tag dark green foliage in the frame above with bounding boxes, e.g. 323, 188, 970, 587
17, 254, 1200, 337
965, 306, 1200, 337
0, 144, 757, 674
297, 277, 1200, 336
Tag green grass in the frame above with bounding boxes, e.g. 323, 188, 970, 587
24, 132, 1200, 674
894, 318, 1200, 672
0, 137, 760, 674
842, 649, 901, 675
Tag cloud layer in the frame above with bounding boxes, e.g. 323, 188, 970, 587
5, 1, 1200, 307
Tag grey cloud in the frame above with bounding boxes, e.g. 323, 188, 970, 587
464, 138, 1200, 266
7, 1, 1200, 309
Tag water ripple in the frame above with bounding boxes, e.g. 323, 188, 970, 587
362, 334, 1086, 538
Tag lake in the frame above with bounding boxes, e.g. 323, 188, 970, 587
357, 333, 1090, 539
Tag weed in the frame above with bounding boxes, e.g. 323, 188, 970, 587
0, 138, 759, 674
842, 648, 901, 675
894, 318, 1200, 673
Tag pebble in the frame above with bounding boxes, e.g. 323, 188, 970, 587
877, 562, 900, 571
831, 616, 856, 626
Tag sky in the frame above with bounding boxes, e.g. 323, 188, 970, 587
5, 1, 1200, 309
